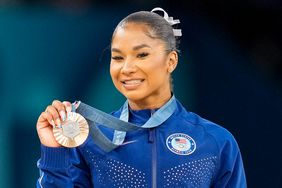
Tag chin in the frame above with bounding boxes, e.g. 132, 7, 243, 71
122, 90, 148, 102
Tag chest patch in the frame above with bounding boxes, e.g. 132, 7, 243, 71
166, 133, 196, 155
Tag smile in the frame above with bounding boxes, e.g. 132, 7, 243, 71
121, 79, 145, 90
122, 79, 144, 84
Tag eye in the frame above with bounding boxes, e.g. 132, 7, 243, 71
137, 52, 149, 58
111, 56, 124, 61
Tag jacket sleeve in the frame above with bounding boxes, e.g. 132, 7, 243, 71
212, 135, 247, 188
36, 145, 92, 188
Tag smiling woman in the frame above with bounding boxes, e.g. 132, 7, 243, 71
36, 7, 247, 188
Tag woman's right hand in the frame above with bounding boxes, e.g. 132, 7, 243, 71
36, 100, 72, 147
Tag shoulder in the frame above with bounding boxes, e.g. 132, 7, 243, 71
176, 99, 239, 151
175, 100, 246, 186
196, 114, 238, 150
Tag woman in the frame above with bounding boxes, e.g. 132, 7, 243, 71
36, 8, 247, 187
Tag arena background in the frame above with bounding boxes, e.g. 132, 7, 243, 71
0, 0, 281, 187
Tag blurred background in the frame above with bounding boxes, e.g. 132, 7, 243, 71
0, 0, 281, 187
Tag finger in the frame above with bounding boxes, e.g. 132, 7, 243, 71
52, 100, 67, 122
38, 111, 55, 128
43, 112, 56, 127
63, 101, 72, 115
45, 105, 61, 127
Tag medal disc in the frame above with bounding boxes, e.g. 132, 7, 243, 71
53, 112, 89, 148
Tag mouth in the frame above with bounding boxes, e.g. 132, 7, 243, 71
121, 79, 144, 85
121, 79, 145, 90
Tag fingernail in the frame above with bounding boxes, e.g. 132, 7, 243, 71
66, 106, 72, 113
66, 107, 72, 120
56, 119, 61, 127
51, 120, 55, 127
73, 101, 81, 109
60, 111, 66, 121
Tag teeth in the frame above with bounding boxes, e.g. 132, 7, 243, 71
123, 80, 142, 84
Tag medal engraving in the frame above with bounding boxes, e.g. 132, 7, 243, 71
62, 121, 80, 139
53, 112, 89, 148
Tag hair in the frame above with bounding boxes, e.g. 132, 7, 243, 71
111, 10, 181, 53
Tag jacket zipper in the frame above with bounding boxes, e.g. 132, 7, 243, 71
149, 128, 157, 188
149, 109, 157, 188
152, 129, 157, 188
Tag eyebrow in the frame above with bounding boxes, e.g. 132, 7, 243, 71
133, 44, 151, 51
111, 44, 151, 53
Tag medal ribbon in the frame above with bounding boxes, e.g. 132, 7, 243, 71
75, 95, 177, 152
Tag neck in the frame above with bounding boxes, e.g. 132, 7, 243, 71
128, 91, 172, 110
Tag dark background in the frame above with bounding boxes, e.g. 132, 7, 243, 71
0, 0, 281, 187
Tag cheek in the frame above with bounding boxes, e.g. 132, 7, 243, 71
145, 57, 168, 76
110, 64, 116, 82
110, 62, 121, 84
110, 62, 117, 77
145, 59, 170, 85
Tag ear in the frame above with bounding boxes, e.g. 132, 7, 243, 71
167, 51, 178, 73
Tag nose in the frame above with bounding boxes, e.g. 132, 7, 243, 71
121, 60, 137, 75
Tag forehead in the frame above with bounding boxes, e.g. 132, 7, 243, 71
111, 23, 165, 49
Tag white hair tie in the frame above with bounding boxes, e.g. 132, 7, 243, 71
151, 7, 182, 37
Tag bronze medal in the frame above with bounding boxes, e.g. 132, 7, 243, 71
53, 112, 89, 148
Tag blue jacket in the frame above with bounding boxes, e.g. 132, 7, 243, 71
37, 98, 247, 187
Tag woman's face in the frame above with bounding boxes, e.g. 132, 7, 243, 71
110, 23, 177, 108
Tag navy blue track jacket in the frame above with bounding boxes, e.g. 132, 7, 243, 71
37, 98, 247, 187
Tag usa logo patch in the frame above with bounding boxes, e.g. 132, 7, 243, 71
166, 133, 196, 155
